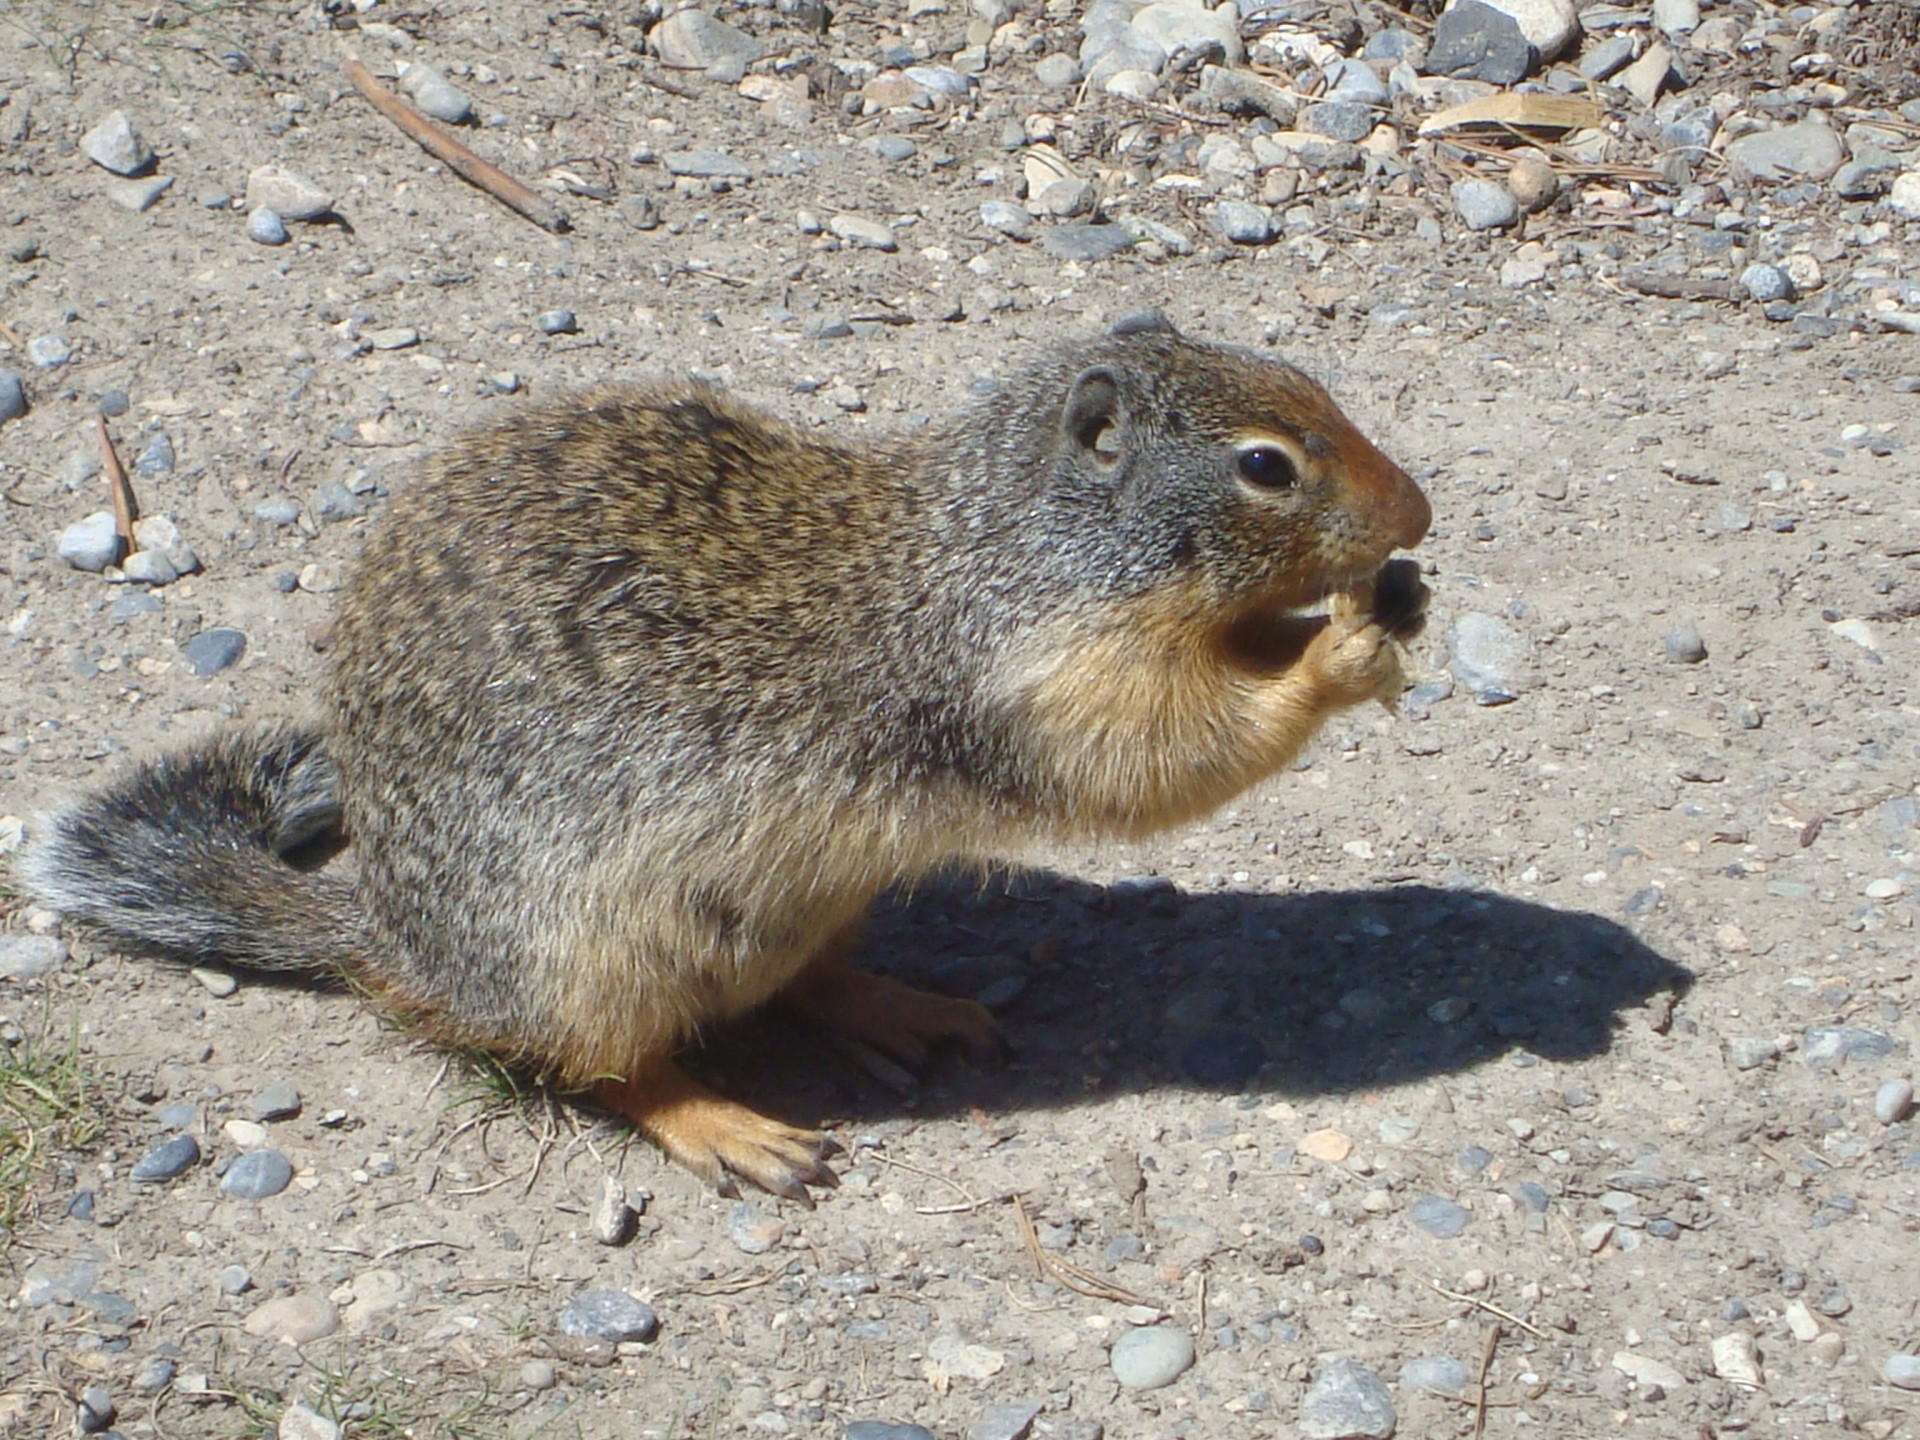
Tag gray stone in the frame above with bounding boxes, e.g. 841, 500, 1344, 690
1303, 101, 1375, 143
1400, 1354, 1469, 1394
1130, 0, 1242, 65
1739, 264, 1793, 303
592, 1175, 636, 1246
905, 64, 970, 99
520, 1359, 556, 1390
844, 1425, 936, 1440
1212, 201, 1274, 244
1034, 53, 1081, 88
109, 175, 173, 212
221, 1263, 254, 1294
278, 1403, 341, 1440
0, 369, 25, 423
869, 136, 918, 163
665, 148, 751, 179
246, 165, 332, 221
968, 1399, 1043, 1440
310, 479, 367, 523
1663, 623, 1708, 663
652, 9, 764, 70
1725, 121, 1845, 184
136, 430, 174, 475
829, 214, 898, 251
1729, 1037, 1779, 1070
78, 1385, 115, 1433
131, 1357, 176, 1398
131, 1133, 201, 1183
1886, 1354, 1920, 1390
366, 327, 419, 350
249, 1081, 302, 1121
1324, 57, 1388, 105
558, 1289, 659, 1343
244, 1293, 339, 1344
1118, 214, 1195, 255
58, 511, 123, 572
1448, 612, 1533, 703
1580, 32, 1637, 80
1804, 1026, 1898, 1067
1452, 177, 1519, 230
980, 201, 1034, 239
248, 207, 289, 246
1301, 1358, 1396, 1439
1110, 1325, 1195, 1389
184, 628, 247, 676
97, 388, 130, 417
122, 550, 179, 586
1410, 1194, 1471, 1238
255, 496, 301, 526
28, 334, 71, 368
221, 1149, 294, 1199
1424, 0, 1534, 84
0, 934, 68, 979
83, 111, 154, 176
727, 1200, 783, 1254
1832, 147, 1903, 200
1873, 1079, 1915, 1124
399, 63, 473, 124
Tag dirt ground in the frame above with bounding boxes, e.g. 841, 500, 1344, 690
2, 2, 1917, 1438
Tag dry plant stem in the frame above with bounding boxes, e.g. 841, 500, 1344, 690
1012, 1195, 1155, 1307
1428, 1278, 1548, 1339
342, 58, 571, 235
1473, 1323, 1501, 1440
96, 416, 136, 554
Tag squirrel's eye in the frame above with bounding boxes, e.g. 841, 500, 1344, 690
1236, 444, 1298, 490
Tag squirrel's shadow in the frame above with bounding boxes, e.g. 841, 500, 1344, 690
699, 873, 1694, 1123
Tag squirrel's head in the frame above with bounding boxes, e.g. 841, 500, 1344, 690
1031, 312, 1430, 615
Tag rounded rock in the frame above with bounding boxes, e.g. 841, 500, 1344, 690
1452, 177, 1519, 230
246, 165, 333, 221
520, 1359, 556, 1390
1212, 201, 1275, 245
1110, 1324, 1196, 1390
1739, 264, 1793, 303
1663, 624, 1708, 664
221, 1149, 294, 1200
248, 208, 290, 246
185, 629, 248, 676
28, 334, 71, 369
0, 369, 26, 424
58, 511, 124, 573
130, 1133, 200, 1183
980, 201, 1034, 240
1302, 1358, 1396, 1439
1400, 1354, 1468, 1395
1874, 1078, 1915, 1125
829, 214, 899, 251
844, 1425, 937, 1440
1410, 1194, 1471, 1238
400, 63, 474, 125
0, 934, 68, 980
244, 1293, 339, 1344
1886, 1353, 1920, 1390
558, 1288, 658, 1344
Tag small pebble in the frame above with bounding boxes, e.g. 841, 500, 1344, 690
1663, 624, 1708, 664
400, 62, 474, 124
130, 1133, 201, 1183
185, 629, 247, 676
1729, 1037, 1778, 1070
1885, 1354, 1920, 1390
0, 934, 68, 979
277, 1401, 342, 1440
248, 1080, 303, 1121
83, 110, 154, 176
1212, 201, 1275, 245
728, 1200, 784, 1254
592, 1175, 636, 1246
1739, 263, 1793, 303
1037, 224, 1134, 262
221, 1149, 294, 1199
58, 512, 124, 573
1410, 1195, 1471, 1238
520, 1359, 556, 1391
1300, 1358, 1396, 1439
1400, 1354, 1468, 1395
221, 1263, 255, 1295
97, 388, 130, 417
190, 967, 238, 997
536, 309, 579, 335
557, 1289, 659, 1344
77, 1385, 115, 1434
136, 431, 174, 475
1109, 1325, 1195, 1390
248, 207, 290, 246
869, 135, 918, 162
844, 1425, 936, 1440
1452, 177, 1519, 230
28, 334, 71, 368
1874, 1078, 1915, 1125
255, 496, 301, 526
246, 165, 332, 221
244, 1293, 340, 1344
0, 369, 25, 423
829, 214, 899, 251
979, 200, 1034, 239
132, 1357, 176, 1398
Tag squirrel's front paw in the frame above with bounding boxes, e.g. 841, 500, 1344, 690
1313, 560, 1428, 707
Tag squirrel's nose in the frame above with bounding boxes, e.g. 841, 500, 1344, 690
1353, 444, 1430, 551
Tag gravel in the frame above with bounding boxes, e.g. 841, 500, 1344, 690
1409, 1195, 1472, 1238
246, 165, 332, 221
1037, 224, 1134, 261
1451, 177, 1520, 230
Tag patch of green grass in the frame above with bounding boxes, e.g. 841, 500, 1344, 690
227, 1359, 578, 1440
0, 998, 104, 1247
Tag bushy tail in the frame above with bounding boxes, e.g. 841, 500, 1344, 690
17, 723, 361, 973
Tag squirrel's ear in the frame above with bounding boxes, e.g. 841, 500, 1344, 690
1063, 366, 1126, 463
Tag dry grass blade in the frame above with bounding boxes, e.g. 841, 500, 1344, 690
96, 415, 136, 558
1012, 1195, 1156, 1306
1473, 1322, 1501, 1440
342, 58, 570, 234
1429, 1278, 1548, 1338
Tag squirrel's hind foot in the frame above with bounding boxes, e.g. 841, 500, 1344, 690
787, 964, 1006, 1069
595, 1061, 842, 1205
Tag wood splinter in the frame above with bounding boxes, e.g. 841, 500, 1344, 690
342, 58, 571, 235
97, 415, 137, 559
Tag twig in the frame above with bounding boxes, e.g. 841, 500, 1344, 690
96, 415, 136, 556
342, 58, 570, 234
1012, 1195, 1157, 1306
1429, 1279, 1548, 1339
1620, 268, 1741, 303
1473, 1323, 1501, 1440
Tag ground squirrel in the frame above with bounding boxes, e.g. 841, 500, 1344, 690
22, 313, 1431, 1201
